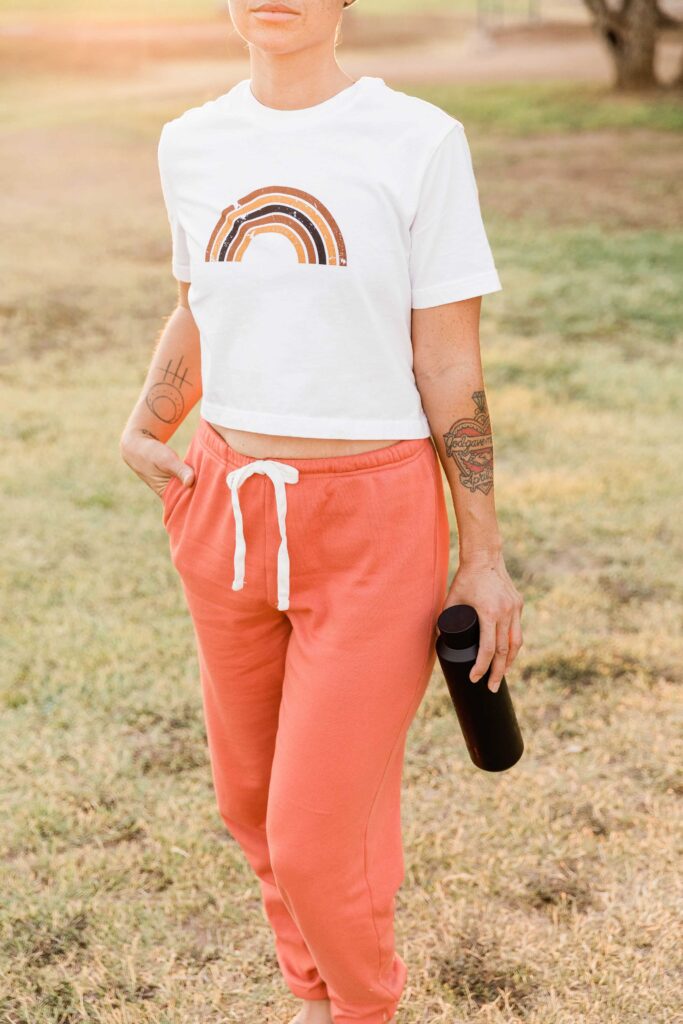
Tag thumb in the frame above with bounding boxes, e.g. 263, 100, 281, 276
174, 461, 194, 487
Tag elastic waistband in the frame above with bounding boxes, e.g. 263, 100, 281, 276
196, 416, 433, 475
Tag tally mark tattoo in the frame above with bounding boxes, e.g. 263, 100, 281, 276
443, 390, 494, 495
145, 355, 193, 425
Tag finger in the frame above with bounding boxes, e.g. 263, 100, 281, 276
470, 615, 496, 683
487, 615, 512, 693
505, 602, 524, 672
157, 452, 194, 487
174, 460, 194, 486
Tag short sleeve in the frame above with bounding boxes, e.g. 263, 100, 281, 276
409, 124, 502, 308
157, 124, 192, 283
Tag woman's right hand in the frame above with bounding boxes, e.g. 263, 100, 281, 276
119, 427, 195, 500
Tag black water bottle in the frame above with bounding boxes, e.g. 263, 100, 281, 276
435, 604, 524, 772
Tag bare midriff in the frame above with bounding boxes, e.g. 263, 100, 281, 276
207, 422, 402, 460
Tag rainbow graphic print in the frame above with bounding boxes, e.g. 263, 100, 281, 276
205, 185, 347, 266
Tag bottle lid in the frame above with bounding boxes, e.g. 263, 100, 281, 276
437, 604, 479, 650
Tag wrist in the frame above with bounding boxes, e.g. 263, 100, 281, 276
458, 538, 503, 566
120, 424, 159, 452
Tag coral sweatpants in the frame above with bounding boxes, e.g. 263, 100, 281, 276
161, 416, 451, 1024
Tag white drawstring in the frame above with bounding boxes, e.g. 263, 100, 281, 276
225, 459, 300, 611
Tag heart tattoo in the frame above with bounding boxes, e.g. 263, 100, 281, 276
443, 389, 494, 495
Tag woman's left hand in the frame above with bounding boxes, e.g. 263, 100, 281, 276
440, 549, 524, 692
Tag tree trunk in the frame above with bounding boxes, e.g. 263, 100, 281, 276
673, 46, 683, 89
583, 0, 660, 89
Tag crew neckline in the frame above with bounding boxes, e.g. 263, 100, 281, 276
236, 75, 382, 124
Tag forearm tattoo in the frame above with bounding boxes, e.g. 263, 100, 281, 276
443, 389, 494, 495
145, 355, 193, 425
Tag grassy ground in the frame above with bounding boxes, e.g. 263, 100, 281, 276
1, 38, 682, 1024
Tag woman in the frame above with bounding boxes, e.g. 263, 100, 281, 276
120, 2, 524, 1021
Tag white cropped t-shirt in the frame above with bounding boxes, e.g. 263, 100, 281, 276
157, 75, 502, 440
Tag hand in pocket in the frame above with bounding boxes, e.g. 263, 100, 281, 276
120, 429, 195, 500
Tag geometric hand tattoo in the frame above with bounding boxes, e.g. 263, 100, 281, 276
145, 355, 193, 425
442, 389, 494, 494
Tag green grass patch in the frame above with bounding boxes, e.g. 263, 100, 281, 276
488, 224, 683, 352
407, 81, 683, 134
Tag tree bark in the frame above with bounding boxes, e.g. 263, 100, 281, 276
583, 0, 660, 89
672, 44, 683, 88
